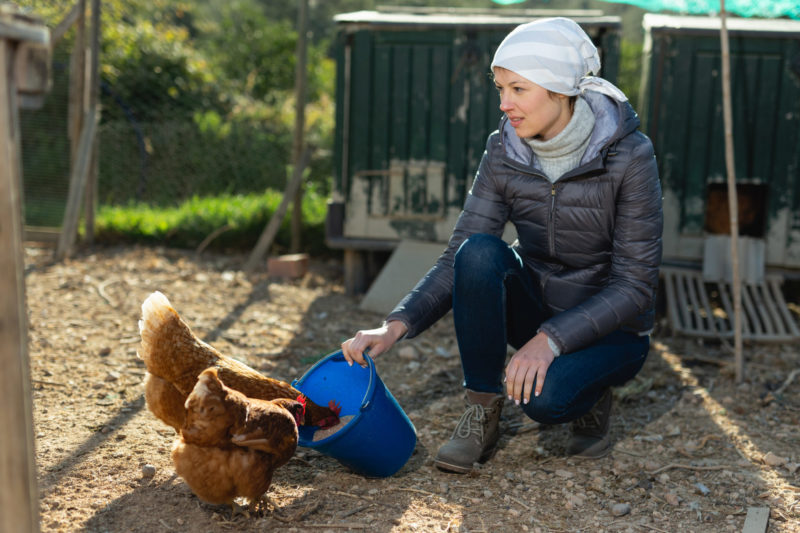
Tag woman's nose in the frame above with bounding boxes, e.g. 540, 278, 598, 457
499, 98, 512, 112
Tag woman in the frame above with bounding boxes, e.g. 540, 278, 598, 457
342, 17, 662, 474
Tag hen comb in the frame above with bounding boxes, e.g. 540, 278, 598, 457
296, 395, 307, 409
328, 399, 342, 416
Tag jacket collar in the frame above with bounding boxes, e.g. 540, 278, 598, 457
499, 91, 641, 172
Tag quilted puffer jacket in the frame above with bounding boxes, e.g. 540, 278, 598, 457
386, 91, 663, 355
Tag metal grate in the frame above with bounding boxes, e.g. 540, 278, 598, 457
661, 266, 800, 341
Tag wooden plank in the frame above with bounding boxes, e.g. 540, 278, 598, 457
50, 1, 82, 45
0, 36, 40, 533
0, 12, 49, 44
674, 272, 693, 332
243, 148, 310, 273
741, 506, 769, 533
740, 282, 762, 336
758, 282, 784, 336
749, 283, 775, 336
54, 107, 97, 260
663, 270, 686, 334
685, 272, 704, 331
696, 276, 721, 336
769, 278, 800, 337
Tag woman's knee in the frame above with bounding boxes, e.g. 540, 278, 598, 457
519, 392, 572, 425
455, 234, 512, 274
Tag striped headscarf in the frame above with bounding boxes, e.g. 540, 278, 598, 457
491, 17, 628, 102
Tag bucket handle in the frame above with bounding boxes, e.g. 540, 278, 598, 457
291, 349, 378, 414
359, 351, 377, 412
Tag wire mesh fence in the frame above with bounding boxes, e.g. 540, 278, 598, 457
20, 45, 71, 227
19, 0, 325, 229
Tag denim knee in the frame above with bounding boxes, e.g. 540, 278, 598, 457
518, 390, 573, 425
454, 234, 515, 277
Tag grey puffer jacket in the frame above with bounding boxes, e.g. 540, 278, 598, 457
386, 91, 663, 355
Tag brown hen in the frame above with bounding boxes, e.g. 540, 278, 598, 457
137, 291, 339, 430
172, 368, 305, 512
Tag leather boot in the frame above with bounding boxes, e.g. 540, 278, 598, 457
567, 388, 613, 458
434, 389, 504, 474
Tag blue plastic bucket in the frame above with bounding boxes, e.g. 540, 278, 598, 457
292, 350, 417, 477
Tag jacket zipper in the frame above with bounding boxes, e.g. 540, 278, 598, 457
548, 184, 557, 256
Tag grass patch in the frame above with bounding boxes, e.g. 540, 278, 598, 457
94, 188, 330, 255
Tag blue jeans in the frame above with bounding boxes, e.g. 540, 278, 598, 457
452, 233, 649, 424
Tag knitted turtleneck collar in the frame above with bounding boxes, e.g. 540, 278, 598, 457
526, 96, 595, 183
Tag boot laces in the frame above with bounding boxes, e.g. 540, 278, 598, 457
452, 404, 487, 440
575, 410, 603, 431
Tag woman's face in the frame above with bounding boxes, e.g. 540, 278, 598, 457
493, 67, 572, 141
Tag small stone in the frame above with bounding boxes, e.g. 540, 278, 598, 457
483, 490, 493, 498
397, 345, 419, 360
99, 347, 111, 357
695, 482, 710, 495
407, 361, 421, 371
555, 469, 574, 478
141, 464, 156, 478
436, 346, 454, 358
763, 452, 787, 466
664, 492, 680, 506
612, 503, 631, 517
105, 371, 120, 382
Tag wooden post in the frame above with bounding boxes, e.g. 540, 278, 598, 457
244, 147, 311, 273
0, 6, 48, 531
54, 106, 97, 260
67, 0, 85, 158
719, 2, 743, 382
82, 0, 100, 244
289, 0, 309, 253
55, 0, 99, 260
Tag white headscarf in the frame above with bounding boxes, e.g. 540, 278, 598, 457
491, 17, 628, 102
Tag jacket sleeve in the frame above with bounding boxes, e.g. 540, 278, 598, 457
386, 137, 510, 338
539, 136, 663, 354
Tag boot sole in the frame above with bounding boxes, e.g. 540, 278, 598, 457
568, 438, 612, 459
433, 445, 498, 474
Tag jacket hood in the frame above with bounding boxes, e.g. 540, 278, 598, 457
499, 90, 641, 169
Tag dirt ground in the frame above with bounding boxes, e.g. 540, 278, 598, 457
23, 244, 800, 533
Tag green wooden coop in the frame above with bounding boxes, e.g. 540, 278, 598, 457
325, 8, 622, 293
639, 14, 800, 340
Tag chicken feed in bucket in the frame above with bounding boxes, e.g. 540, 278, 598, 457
293, 350, 417, 478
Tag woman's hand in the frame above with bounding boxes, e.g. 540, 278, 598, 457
505, 332, 555, 405
341, 320, 408, 368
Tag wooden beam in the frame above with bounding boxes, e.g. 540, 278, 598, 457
50, 1, 82, 46
243, 147, 311, 273
0, 9, 49, 44
0, 36, 40, 533
83, 0, 100, 244
54, 107, 97, 260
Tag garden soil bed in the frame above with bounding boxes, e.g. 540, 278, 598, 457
24, 244, 800, 532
